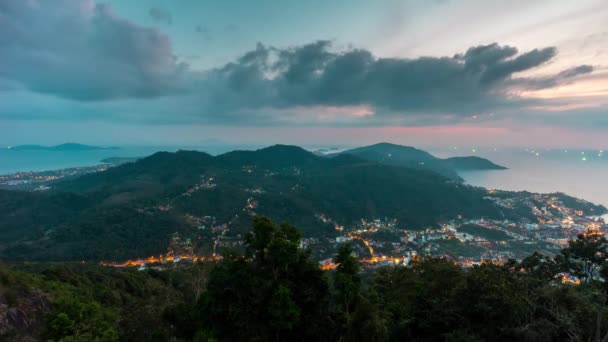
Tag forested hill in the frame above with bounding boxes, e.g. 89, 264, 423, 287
333, 142, 506, 180
443, 156, 508, 170
2, 219, 608, 341
0, 145, 504, 261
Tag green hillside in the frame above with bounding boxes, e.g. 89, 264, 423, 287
0, 145, 503, 261
335, 142, 506, 180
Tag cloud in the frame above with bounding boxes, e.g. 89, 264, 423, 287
460, 43, 518, 73
196, 41, 589, 122
478, 47, 557, 83
457, 43, 557, 84
512, 65, 594, 90
149, 7, 172, 25
0, 0, 186, 101
0, 0, 596, 127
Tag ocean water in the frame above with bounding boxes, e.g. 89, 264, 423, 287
0, 144, 340, 175
0, 144, 261, 175
433, 147, 608, 208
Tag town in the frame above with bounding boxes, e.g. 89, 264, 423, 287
100, 188, 607, 272
310, 190, 607, 269
0, 163, 114, 190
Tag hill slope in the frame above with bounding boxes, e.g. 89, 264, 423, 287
0, 145, 504, 261
443, 156, 507, 170
334, 143, 506, 180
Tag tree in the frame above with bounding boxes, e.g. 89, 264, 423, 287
345, 290, 388, 342
198, 217, 331, 341
457, 263, 532, 340
518, 252, 560, 280
333, 243, 361, 328
45, 299, 119, 342
560, 233, 608, 284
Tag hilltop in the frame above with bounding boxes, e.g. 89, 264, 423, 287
443, 156, 507, 170
333, 143, 506, 180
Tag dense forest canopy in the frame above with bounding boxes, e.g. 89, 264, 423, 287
2, 217, 608, 341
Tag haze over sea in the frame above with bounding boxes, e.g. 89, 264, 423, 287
1, 145, 607, 209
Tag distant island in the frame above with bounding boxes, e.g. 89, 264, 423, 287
331, 142, 506, 181
9, 143, 119, 151
443, 156, 507, 171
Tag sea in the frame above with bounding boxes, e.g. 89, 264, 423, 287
432, 147, 608, 209
0, 145, 260, 175
1, 145, 607, 209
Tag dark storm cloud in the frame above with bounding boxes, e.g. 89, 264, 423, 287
199, 41, 589, 118
0, 0, 186, 101
149, 7, 172, 25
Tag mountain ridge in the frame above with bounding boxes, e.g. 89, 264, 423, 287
444, 156, 507, 170
332, 142, 506, 180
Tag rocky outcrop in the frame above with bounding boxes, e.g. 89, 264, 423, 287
0, 290, 52, 340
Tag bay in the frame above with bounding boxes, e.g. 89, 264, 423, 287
435, 148, 608, 207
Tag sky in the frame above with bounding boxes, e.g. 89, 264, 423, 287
0, 0, 607, 148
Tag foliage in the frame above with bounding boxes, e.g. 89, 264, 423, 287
433, 238, 486, 258
560, 233, 608, 284
457, 224, 512, 241
197, 217, 331, 341
2, 219, 608, 341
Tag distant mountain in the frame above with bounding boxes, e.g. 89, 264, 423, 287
342, 143, 436, 162
333, 143, 505, 180
10, 143, 119, 151
443, 156, 507, 171
0, 144, 508, 261
217, 145, 320, 169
